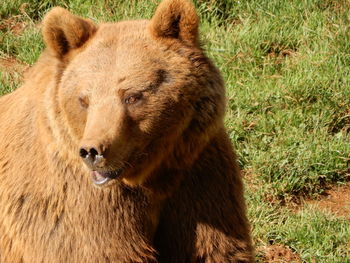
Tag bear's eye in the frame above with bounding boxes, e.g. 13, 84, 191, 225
79, 96, 89, 109
124, 94, 142, 105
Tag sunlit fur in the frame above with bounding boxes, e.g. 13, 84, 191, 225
0, 0, 253, 262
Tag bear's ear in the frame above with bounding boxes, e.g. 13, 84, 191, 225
42, 7, 97, 59
149, 0, 199, 46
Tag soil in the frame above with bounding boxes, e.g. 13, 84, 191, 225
244, 171, 349, 262
0, 57, 28, 84
306, 183, 350, 220
258, 244, 302, 263
244, 169, 350, 220
0, 56, 27, 72
0, 16, 27, 35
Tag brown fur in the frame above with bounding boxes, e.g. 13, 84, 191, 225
0, 0, 253, 262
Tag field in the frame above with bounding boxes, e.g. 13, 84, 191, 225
1, 0, 350, 262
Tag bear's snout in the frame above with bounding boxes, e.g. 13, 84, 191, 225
79, 143, 106, 168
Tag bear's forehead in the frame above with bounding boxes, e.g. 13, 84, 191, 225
77, 21, 172, 68
72, 43, 170, 78
65, 42, 175, 91
95, 20, 150, 45
64, 20, 192, 90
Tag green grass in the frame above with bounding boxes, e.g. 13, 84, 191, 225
1, 0, 350, 262
246, 165, 350, 261
247, 184, 350, 262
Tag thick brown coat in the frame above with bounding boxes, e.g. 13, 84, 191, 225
0, 0, 253, 262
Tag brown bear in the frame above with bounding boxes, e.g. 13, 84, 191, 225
0, 0, 253, 262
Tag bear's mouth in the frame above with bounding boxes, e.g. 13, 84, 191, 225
91, 169, 123, 186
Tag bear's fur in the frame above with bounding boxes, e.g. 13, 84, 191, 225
0, 0, 253, 262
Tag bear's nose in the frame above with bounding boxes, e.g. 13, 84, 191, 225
79, 147, 98, 159
79, 145, 105, 167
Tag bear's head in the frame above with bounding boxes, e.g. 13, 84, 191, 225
42, 0, 225, 187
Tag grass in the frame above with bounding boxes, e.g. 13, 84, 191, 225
248, 189, 350, 262
1, 0, 350, 262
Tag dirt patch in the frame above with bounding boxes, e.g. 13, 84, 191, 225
319, 0, 350, 12
243, 170, 286, 205
306, 183, 350, 220
0, 16, 27, 35
262, 42, 298, 65
242, 169, 267, 194
257, 244, 302, 263
0, 56, 28, 89
0, 57, 28, 75
0, 3, 31, 35
329, 107, 350, 134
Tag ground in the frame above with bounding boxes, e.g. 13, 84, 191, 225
246, 171, 350, 262
258, 244, 301, 263
1, 0, 349, 262
305, 183, 350, 220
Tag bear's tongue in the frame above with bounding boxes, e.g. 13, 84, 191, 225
91, 171, 111, 185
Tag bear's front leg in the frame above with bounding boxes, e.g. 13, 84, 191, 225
195, 222, 253, 263
154, 168, 254, 263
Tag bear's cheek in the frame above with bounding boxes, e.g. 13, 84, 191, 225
138, 120, 154, 135
130, 111, 161, 136
61, 97, 87, 139
124, 106, 151, 132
